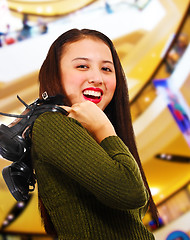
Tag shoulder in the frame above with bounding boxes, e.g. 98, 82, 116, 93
32, 112, 85, 140
33, 111, 83, 129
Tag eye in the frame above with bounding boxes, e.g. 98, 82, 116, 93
77, 65, 88, 69
102, 67, 112, 72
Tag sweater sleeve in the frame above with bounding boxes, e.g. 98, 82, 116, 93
32, 112, 148, 211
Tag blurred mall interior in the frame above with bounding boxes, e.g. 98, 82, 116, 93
0, 0, 190, 239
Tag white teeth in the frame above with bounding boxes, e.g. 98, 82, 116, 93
83, 90, 101, 97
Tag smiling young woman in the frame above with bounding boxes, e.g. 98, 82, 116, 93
59, 38, 116, 111
31, 28, 158, 240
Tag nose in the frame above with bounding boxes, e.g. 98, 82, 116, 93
88, 70, 103, 85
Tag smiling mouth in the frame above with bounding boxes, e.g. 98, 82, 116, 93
83, 90, 102, 99
82, 89, 103, 103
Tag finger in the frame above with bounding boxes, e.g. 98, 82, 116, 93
61, 106, 72, 113
71, 104, 81, 113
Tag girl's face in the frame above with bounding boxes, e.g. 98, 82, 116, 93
60, 38, 116, 110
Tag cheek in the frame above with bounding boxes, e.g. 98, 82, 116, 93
62, 73, 82, 92
107, 78, 116, 96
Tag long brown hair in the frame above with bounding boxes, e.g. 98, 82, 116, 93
38, 29, 158, 234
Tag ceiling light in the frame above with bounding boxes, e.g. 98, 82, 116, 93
150, 187, 159, 196
7, 214, 14, 220
46, 6, 52, 13
36, 7, 43, 14
17, 201, 25, 208
17, 6, 23, 12
0, 194, 33, 230
2, 220, 8, 226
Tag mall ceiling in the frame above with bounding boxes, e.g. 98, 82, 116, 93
0, 0, 190, 234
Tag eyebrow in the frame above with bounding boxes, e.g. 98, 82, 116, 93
72, 57, 114, 65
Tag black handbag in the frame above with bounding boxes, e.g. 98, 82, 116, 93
0, 92, 68, 201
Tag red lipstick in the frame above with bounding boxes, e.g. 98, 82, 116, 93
82, 87, 103, 104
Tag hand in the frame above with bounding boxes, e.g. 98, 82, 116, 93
63, 101, 116, 143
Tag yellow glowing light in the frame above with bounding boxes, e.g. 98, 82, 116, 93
144, 96, 150, 102
150, 187, 159, 196
36, 6, 42, 13
17, 6, 23, 12
46, 6, 52, 13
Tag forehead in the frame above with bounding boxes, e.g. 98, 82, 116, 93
61, 38, 112, 59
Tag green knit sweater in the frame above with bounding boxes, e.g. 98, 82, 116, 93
31, 112, 155, 240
